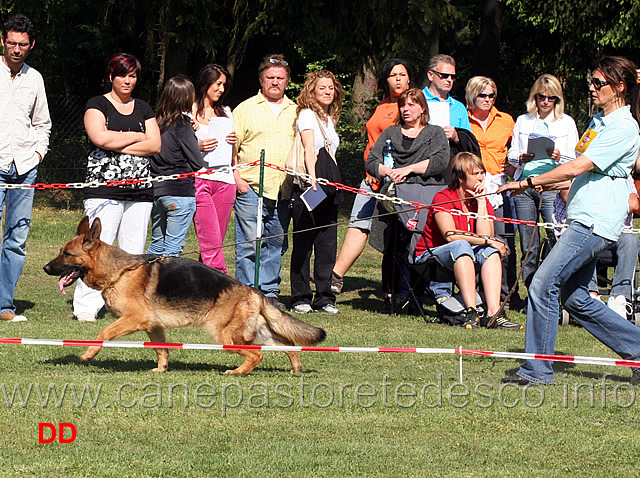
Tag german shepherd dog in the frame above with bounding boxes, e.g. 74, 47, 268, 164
43, 216, 326, 375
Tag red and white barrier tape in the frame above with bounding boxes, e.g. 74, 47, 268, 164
1, 337, 639, 369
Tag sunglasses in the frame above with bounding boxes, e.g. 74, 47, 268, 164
431, 70, 457, 80
588, 77, 610, 90
269, 58, 289, 66
535, 93, 559, 103
477, 93, 496, 99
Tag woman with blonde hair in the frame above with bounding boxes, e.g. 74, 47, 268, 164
506, 74, 579, 289
290, 70, 345, 314
465, 75, 521, 310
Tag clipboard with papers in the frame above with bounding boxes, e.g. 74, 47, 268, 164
526, 133, 556, 161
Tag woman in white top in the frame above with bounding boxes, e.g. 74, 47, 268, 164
192, 64, 237, 274
506, 74, 579, 288
290, 70, 345, 314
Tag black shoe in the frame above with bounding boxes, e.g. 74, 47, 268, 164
482, 310, 523, 330
460, 307, 480, 329
502, 374, 533, 386
632, 368, 640, 386
268, 296, 287, 311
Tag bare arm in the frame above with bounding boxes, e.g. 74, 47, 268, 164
120, 117, 162, 156
434, 209, 507, 256
84, 108, 145, 151
300, 129, 318, 190
497, 155, 595, 195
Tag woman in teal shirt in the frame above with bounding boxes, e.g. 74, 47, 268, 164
498, 57, 640, 386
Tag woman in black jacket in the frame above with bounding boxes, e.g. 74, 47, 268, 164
147, 75, 203, 255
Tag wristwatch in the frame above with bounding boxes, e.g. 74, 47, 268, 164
482, 235, 491, 244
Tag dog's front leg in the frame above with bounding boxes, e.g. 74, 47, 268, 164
146, 327, 169, 372
80, 316, 150, 363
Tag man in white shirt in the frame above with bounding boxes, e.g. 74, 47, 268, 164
0, 14, 51, 322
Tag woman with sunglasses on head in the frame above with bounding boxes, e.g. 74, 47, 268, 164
465, 76, 522, 312
289, 70, 345, 315
73, 53, 161, 322
192, 64, 236, 274
506, 74, 579, 292
498, 57, 640, 386
331, 58, 414, 295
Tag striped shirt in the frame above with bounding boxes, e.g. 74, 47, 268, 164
233, 91, 297, 200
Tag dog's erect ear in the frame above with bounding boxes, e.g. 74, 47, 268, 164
88, 218, 102, 241
76, 216, 90, 236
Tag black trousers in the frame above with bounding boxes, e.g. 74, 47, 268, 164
290, 187, 338, 308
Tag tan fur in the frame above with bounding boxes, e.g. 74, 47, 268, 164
44, 216, 326, 375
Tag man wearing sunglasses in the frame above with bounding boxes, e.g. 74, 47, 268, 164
422, 54, 471, 144
0, 14, 51, 322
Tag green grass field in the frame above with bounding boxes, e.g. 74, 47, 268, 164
0, 198, 639, 477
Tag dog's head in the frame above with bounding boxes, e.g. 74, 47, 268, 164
43, 216, 102, 295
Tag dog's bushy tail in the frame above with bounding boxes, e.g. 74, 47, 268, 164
262, 299, 326, 345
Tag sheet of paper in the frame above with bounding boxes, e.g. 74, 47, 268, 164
203, 116, 234, 166
527, 133, 556, 160
427, 101, 450, 127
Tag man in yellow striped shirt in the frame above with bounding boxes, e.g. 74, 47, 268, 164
232, 54, 297, 310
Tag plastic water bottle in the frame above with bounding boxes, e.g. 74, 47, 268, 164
382, 139, 395, 182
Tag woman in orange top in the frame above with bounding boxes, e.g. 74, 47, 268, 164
466, 76, 522, 309
331, 59, 415, 294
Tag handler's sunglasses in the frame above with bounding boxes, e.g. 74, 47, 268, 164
431, 70, 457, 80
477, 93, 496, 99
589, 77, 610, 90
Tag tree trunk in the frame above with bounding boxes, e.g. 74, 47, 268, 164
350, 64, 378, 122
475, 0, 501, 81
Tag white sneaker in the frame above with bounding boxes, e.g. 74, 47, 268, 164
607, 295, 628, 318
75, 312, 96, 322
316, 304, 340, 314
291, 303, 314, 314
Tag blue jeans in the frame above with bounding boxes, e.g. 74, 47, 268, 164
147, 196, 196, 256
417, 241, 499, 299
516, 222, 640, 384
588, 231, 639, 299
0, 164, 37, 315
513, 188, 555, 288
234, 187, 290, 297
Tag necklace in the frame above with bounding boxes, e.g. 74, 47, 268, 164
110, 92, 130, 107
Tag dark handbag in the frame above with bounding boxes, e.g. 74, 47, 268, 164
314, 147, 343, 204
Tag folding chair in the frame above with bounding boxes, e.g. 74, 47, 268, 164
388, 183, 453, 323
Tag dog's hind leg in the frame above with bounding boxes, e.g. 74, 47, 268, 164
146, 327, 169, 373
224, 349, 264, 375
284, 351, 303, 374
80, 316, 151, 363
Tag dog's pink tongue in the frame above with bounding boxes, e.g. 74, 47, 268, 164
57, 277, 67, 295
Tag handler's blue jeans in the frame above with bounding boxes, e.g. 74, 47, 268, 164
0, 164, 37, 316
516, 222, 640, 384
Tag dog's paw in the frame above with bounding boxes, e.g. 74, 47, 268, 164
152, 366, 168, 373
290, 366, 303, 374
79, 354, 92, 362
